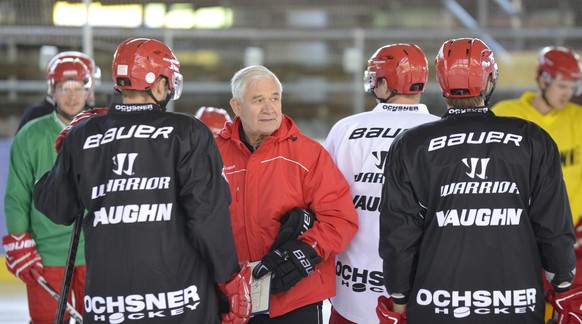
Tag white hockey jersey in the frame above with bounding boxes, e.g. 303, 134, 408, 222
324, 102, 439, 323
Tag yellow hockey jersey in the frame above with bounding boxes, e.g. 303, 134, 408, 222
493, 91, 582, 225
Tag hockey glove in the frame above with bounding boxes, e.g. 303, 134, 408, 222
270, 208, 317, 251
376, 295, 407, 324
546, 287, 582, 323
2, 233, 44, 285
252, 239, 322, 294
545, 268, 576, 293
217, 262, 252, 324
55, 107, 109, 153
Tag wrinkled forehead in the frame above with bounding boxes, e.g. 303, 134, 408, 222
245, 77, 281, 96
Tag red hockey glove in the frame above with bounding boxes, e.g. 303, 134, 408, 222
55, 107, 109, 153
252, 239, 322, 294
2, 233, 44, 285
546, 287, 582, 323
218, 262, 252, 324
377, 295, 407, 324
270, 208, 317, 251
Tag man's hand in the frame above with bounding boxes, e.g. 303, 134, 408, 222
546, 287, 582, 323
2, 233, 43, 285
271, 208, 316, 251
217, 262, 252, 324
55, 107, 109, 153
376, 295, 407, 324
252, 240, 322, 294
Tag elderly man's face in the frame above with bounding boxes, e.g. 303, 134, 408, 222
232, 77, 282, 141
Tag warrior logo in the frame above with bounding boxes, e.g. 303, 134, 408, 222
462, 158, 490, 179
372, 151, 389, 170
113, 153, 138, 176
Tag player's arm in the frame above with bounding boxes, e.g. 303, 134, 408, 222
529, 127, 576, 292
178, 120, 240, 282
3, 132, 44, 285
378, 137, 424, 306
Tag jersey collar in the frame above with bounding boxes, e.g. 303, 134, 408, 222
442, 106, 494, 118
371, 102, 430, 113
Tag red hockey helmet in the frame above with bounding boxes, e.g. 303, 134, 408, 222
537, 46, 582, 81
435, 38, 498, 98
112, 38, 183, 100
364, 43, 428, 94
195, 107, 232, 134
47, 58, 92, 96
46, 51, 101, 85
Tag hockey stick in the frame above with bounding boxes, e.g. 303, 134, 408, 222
55, 213, 84, 324
30, 268, 83, 323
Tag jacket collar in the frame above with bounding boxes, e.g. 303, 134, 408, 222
219, 114, 300, 145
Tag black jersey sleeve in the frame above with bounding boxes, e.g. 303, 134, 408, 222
177, 120, 239, 283
527, 125, 576, 281
379, 136, 424, 303
34, 135, 84, 226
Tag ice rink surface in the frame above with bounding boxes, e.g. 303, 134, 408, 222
0, 282, 28, 324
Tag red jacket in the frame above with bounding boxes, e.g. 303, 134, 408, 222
216, 115, 358, 317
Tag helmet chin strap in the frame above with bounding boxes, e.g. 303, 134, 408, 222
481, 78, 497, 107
372, 89, 398, 103
146, 89, 173, 112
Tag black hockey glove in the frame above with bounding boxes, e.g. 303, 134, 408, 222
270, 208, 317, 251
546, 268, 575, 293
252, 239, 322, 294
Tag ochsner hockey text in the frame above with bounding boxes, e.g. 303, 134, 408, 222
417, 288, 536, 318
84, 285, 200, 323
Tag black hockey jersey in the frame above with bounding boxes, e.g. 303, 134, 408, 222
34, 103, 239, 323
379, 107, 576, 324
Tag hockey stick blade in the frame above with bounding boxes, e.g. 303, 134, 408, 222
31, 268, 83, 323
55, 213, 83, 324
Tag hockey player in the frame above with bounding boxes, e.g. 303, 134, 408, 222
3, 57, 92, 323
324, 43, 440, 324
33, 38, 250, 323
216, 65, 358, 323
378, 38, 576, 324
195, 106, 232, 135
492, 46, 582, 292
17, 51, 101, 132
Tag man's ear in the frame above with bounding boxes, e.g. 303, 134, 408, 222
537, 75, 549, 90
376, 78, 390, 97
230, 98, 241, 116
152, 77, 167, 98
